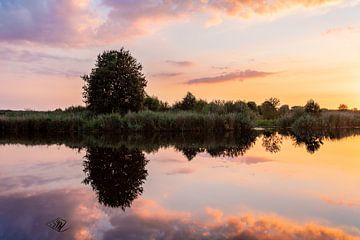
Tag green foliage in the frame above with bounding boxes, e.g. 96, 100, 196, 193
260, 101, 278, 119
82, 48, 147, 114
0, 111, 254, 135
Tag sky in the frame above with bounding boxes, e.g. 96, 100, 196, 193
0, 0, 360, 110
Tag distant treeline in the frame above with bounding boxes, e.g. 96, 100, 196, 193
1, 93, 360, 134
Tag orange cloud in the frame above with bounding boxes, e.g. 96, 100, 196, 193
105, 200, 360, 239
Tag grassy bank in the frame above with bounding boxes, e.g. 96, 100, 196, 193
0, 110, 254, 135
277, 110, 360, 130
1, 108, 360, 136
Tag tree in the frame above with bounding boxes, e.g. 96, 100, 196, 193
304, 99, 320, 115
247, 101, 258, 112
260, 100, 278, 119
279, 105, 290, 115
338, 104, 348, 111
82, 49, 147, 114
267, 97, 280, 109
174, 92, 197, 111
143, 94, 169, 111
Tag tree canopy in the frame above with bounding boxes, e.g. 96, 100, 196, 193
82, 49, 147, 114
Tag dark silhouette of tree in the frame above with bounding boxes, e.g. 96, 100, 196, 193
83, 146, 148, 209
174, 92, 197, 111
338, 104, 348, 111
267, 97, 280, 109
279, 105, 290, 115
304, 99, 321, 115
82, 49, 147, 114
247, 101, 258, 113
260, 100, 278, 119
143, 94, 169, 111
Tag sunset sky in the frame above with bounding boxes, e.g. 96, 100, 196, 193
1, 0, 360, 110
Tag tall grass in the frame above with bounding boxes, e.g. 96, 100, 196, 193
0, 110, 254, 135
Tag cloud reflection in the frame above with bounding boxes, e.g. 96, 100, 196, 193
103, 199, 360, 240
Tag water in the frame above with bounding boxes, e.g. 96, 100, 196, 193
0, 130, 359, 239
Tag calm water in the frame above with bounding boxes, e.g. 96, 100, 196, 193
0, 130, 360, 239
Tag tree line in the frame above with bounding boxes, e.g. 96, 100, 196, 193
80, 48, 356, 119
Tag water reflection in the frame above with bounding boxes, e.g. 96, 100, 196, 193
262, 131, 283, 153
1, 129, 360, 239
2, 128, 359, 156
83, 146, 148, 209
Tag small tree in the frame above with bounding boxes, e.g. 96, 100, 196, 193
261, 100, 278, 119
279, 105, 290, 115
143, 95, 169, 111
82, 49, 147, 114
174, 92, 197, 111
247, 101, 258, 112
338, 104, 348, 111
304, 99, 320, 115
267, 97, 280, 109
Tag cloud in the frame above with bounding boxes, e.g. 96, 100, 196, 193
236, 156, 273, 165
103, 200, 360, 240
30, 67, 84, 78
0, 188, 103, 240
0, 0, 348, 46
0, 47, 89, 62
165, 60, 195, 67
323, 26, 360, 35
165, 167, 195, 175
186, 70, 274, 84
151, 72, 183, 78
322, 196, 360, 207
0, 0, 99, 47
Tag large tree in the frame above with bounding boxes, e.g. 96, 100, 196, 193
82, 49, 147, 114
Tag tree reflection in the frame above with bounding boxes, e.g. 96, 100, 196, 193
262, 131, 283, 153
83, 146, 148, 209
292, 133, 324, 154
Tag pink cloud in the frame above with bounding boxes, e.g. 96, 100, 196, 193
151, 72, 183, 78
104, 200, 360, 239
0, 0, 346, 46
165, 60, 195, 67
186, 70, 275, 84
0, 0, 99, 47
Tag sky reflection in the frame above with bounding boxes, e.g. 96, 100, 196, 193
0, 132, 359, 239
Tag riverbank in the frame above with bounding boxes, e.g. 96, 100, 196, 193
1, 109, 360, 135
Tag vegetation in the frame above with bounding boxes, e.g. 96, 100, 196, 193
1, 49, 360, 134
82, 49, 147, 114
0, 110, 254, 135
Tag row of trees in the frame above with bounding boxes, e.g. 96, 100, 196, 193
81, 49, 356, 117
